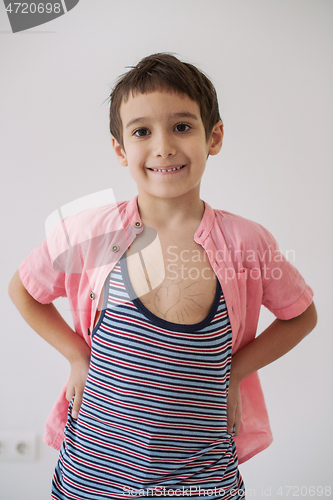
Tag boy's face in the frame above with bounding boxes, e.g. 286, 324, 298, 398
112, 90, 223, 203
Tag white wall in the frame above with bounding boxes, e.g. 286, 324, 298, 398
1, 0, 332, 498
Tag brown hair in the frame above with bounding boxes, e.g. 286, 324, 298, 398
109, 53, 221, 149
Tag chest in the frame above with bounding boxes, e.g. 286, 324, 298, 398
126, 231, 217, 324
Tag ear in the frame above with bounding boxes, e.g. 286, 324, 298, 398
111, 136, 128, 167
207, 120, 224, 156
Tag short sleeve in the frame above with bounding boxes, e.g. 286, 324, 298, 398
19, 223, 67, 304
259, 226, 314, 320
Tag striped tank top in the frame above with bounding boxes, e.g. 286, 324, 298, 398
52, 257, 245, 500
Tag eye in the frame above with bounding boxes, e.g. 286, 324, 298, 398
174, 123, 191, 133
133, 128, 150, 137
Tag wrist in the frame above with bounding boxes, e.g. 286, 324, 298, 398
229, 356, 244, 386
67, 338, 91, 365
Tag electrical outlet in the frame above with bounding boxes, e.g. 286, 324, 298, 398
0, 432, 38, 462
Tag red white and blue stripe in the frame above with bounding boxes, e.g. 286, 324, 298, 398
52, 259, 244, 499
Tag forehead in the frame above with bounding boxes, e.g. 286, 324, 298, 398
120, 90, 201, 127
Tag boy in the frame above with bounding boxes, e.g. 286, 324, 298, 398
9, 53, 317, 499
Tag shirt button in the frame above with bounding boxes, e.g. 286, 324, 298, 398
134, 221, 142, 228
89, 291, 95, 300
112, 244, 120, 253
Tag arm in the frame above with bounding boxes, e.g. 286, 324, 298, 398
227, 301, 317, 435
8, 270, 91, 418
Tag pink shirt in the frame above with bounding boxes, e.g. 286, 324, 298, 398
19, 196, 313, 464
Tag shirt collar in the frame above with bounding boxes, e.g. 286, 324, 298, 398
194, 200, 215, 243
125, 195, 215, 240
125, 196, 144, 233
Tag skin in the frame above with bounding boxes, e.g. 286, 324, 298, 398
112, 90, 223, 209
8, 90, 317, 433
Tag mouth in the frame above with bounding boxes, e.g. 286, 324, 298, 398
147, 165, 186, 173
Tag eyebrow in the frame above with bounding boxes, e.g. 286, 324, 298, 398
125, 112, 199, 129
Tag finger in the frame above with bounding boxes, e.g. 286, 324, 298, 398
66, 386, 75, 403
227, 423, 234, 434
71, 391, 83, 419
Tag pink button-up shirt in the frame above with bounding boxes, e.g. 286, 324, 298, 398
19, 196, 313, 464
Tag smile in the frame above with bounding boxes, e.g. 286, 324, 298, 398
148, 165, 185, 172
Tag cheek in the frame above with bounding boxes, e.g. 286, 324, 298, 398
191, 145, 209, 165
187, 139, 207, 157
127, 145, 145, 162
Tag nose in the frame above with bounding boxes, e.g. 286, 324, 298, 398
153, 132, 176, 158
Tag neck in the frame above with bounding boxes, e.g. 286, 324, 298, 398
137, 191, 205, 230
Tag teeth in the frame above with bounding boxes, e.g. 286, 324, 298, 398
151, 165, 184, 172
